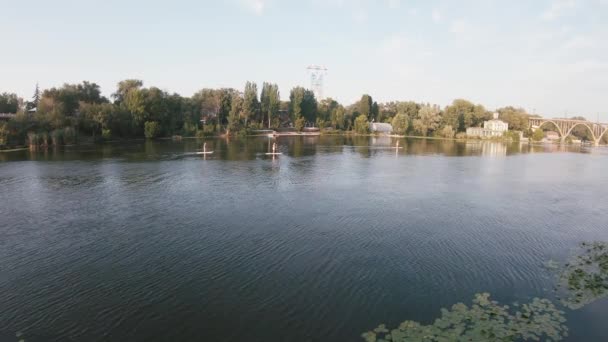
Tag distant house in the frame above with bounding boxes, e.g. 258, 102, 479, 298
369, 122, 393, 134
544, 131, 560, 141
466, 113, 509, 137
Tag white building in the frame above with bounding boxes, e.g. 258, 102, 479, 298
466, 113, 509, 137
369, 122, 393, 134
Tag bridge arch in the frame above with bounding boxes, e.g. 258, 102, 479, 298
564, 122, 597, 142
599, 127, 608, 143
536, 120, 564, 137
529, 117, 608, 145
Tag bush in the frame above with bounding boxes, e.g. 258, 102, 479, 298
270, 117, 280, 129
439, 125, 455, 139
362, 293, 567, 342
316, 118, 327, 129
203, 125, 215, 135
354, 114, 369, 134
182, 122, 197, 136
102, 129, 112, 140
532, 129, 545, 142
195, 129, 206, 139
455, 132, 467, 140
63, 127, 76, 145
295, 115, 305, 132
503, 130, 521, 142
144, 121, 159, 139
249, 122, 263, 130
0, 122, 9, 146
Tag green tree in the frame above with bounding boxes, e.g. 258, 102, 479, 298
289, 87, 317, 125
358, 94, 373, 120
192, 88, 220, 125
331, 106, 346, 130
391, 113, 409, 135
443, 99, 487, 132
260, 83, 280, 128
76, 81, 107, 103
289, 87, 304, 122
242, 81, 259, 126
113, 79, 143, 104
144, 121, 159, 139
26, 83, 41, 110
301, 89, 317, 124
354, 114, 369, 134
497, 106, 529, 132
80, 102, 115, 138
227, 93, 243, 133
318, 98, 339, 123
371, 102, 379, 122
218, 88, 236, 127
0, 93, 20, 113
396, 101, 420, 120
413, 104, 441, 136
124, 87, 146, 126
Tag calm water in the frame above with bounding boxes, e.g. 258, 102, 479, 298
1, 136, 608, 341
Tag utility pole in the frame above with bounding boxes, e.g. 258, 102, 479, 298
306, 65, 328, 101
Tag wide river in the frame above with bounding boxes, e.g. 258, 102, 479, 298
1, 136, 607, 341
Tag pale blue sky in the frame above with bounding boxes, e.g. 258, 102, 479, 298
1, 0, 607, 119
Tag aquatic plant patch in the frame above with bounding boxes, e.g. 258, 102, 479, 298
362, 293, 567, 342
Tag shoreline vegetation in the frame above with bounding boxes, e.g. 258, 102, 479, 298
1, 79, 605, 151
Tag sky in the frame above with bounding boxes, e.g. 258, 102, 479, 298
1, 0, 607, 120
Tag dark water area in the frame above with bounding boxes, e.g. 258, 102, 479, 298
1, 136, 608, 341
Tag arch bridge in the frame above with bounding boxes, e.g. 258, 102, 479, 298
529, 118, 608, 146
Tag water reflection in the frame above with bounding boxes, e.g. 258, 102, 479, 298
0, 136, 592, 163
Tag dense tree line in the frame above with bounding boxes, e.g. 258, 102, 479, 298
1, 79, 590, 148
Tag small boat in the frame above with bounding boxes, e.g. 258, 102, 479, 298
196, 143, 214, 155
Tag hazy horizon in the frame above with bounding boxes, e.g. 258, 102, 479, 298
2, 0, 607, 120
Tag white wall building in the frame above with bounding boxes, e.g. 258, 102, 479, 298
466, 113, 509, 137
369, 122, 393, 134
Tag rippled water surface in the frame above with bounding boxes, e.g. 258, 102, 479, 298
1, 137, 608, 341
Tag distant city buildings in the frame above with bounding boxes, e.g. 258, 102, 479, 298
466, 113, 509, 137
